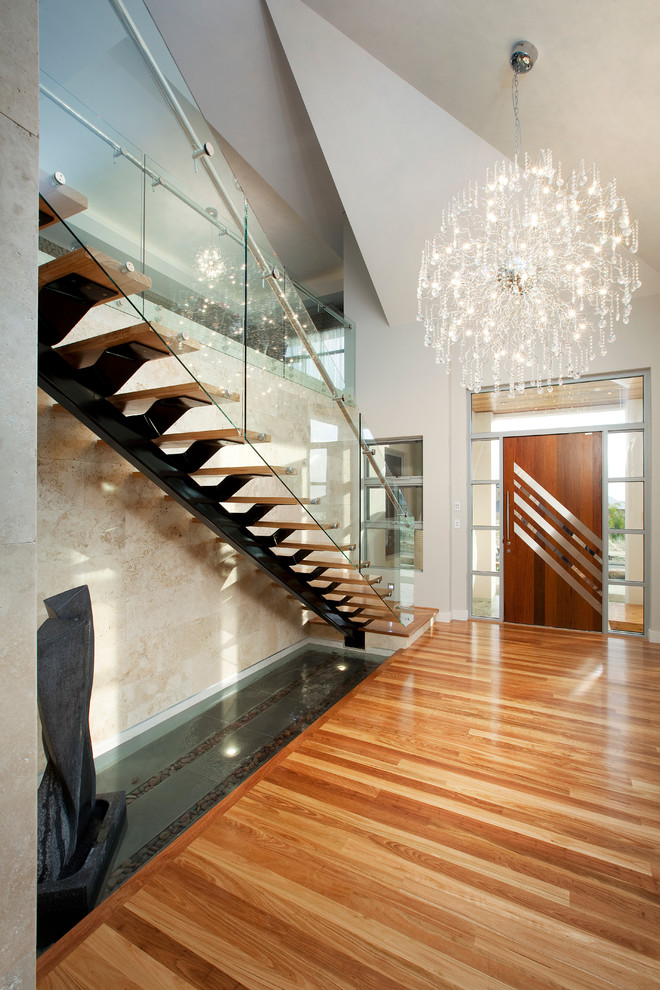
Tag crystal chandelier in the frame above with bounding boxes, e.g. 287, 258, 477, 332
195, 245, 226, 284
418, 41, 640, 394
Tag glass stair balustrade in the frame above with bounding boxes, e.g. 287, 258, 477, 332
37, 0, 414, 634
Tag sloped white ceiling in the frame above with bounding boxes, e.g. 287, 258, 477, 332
144, 0, 344, 255
146, 0, 660, 321
266, 0, 505, 325
299, 0, 660, 272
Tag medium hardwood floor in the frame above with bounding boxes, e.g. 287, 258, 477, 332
38, 621, 660, 989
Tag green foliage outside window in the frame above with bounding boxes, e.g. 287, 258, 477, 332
608, 502, 626, 534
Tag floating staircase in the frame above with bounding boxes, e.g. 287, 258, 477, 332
37, 194, 398, 645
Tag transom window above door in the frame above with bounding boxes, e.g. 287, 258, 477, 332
471, 376, 644, 433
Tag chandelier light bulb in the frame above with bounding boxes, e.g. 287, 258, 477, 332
418, 43, 640, 394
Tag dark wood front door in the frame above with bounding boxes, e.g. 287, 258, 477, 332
503, 433, 603, 631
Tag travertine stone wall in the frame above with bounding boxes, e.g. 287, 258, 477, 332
0, 0, 39, 985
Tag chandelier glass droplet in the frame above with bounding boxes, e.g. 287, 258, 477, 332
418, 46, 640, 394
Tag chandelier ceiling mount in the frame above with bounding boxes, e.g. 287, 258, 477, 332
510, 40, 537, 75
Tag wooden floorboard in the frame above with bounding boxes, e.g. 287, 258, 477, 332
38, 621, 660, 989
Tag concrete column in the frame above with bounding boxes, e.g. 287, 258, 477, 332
0, 0, 39, 985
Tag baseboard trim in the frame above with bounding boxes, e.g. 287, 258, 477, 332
648, 628, 660, 643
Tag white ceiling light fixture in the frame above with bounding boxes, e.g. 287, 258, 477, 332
417, 41, 640, 395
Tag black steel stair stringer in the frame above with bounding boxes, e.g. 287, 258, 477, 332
38, 274, 117, 346
69, 341, 173, 397
38, 344, 359, 640
166, 441, 240, 474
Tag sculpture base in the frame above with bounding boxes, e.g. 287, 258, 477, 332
37, 791, 126, 949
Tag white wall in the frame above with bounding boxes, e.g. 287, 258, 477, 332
348, 219, 660, 637
346, 223, 455, 618
0, 1, 38, 986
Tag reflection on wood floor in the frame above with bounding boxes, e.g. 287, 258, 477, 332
38, 621, 660, 990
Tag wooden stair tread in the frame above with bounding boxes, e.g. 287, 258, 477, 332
342, 612, 393, 621
336, 602, 396, 619
155, 429, 270, 447
55, 323, 199, 368
359, 607, 438, 637
348, 612, 391, 622
250, 520, 324, 531
310, 578, 380, 588
336, 601, 393, 612
39, 245, 151, 297
328, 594, 391, 606
307, 608, 436, 634
223, 496, 315, 506
321, 591, 392, 614
191, 465, 295, 477
335, 600, 393, 612
39, 174, 88, 229
273, 540, 355, 553
291, 560, 364, 571
109, 382, 239, 407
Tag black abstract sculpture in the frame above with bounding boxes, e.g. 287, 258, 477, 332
37, 586, 126, 948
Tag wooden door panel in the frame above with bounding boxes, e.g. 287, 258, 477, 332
503, 433, 603, 631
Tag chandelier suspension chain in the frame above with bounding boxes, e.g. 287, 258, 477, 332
512, 71, 521, 160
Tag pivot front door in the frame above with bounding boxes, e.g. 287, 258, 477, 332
503, 433, 603, 631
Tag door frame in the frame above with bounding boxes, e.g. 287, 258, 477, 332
468, 370, 650, 636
